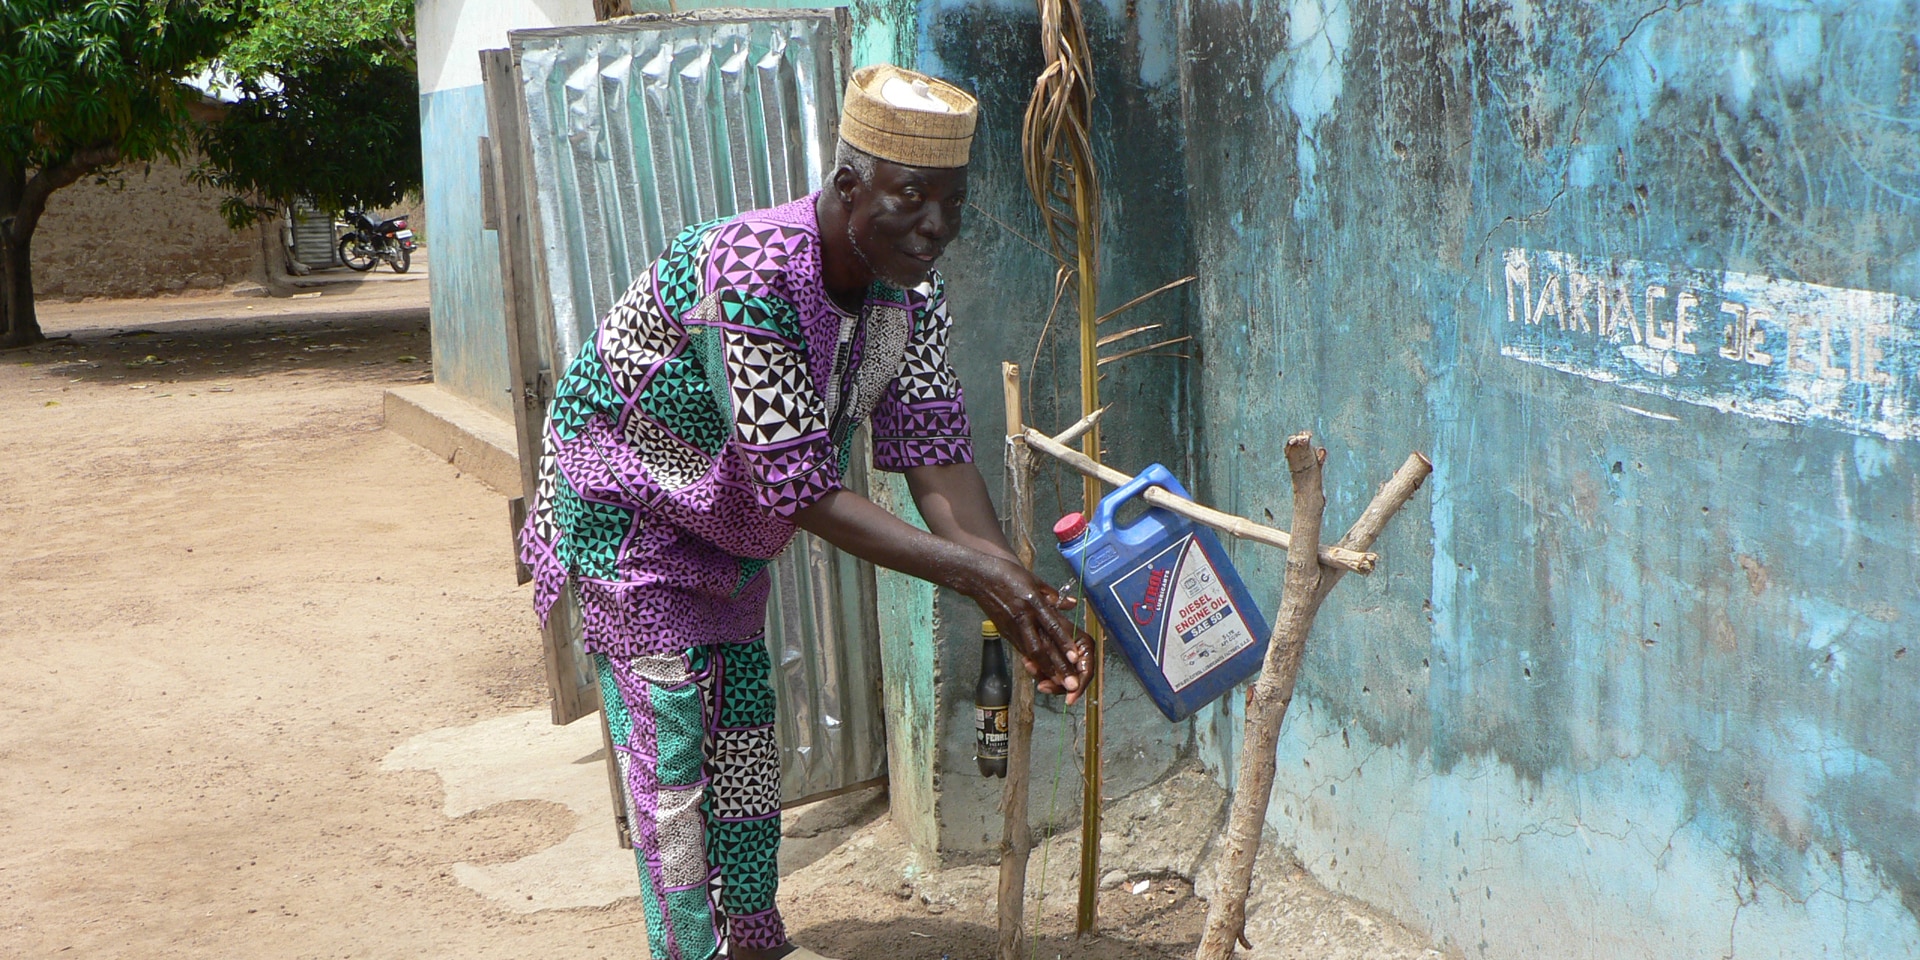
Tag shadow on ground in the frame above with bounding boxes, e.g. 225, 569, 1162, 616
15, 307, 431, 386
789, 910, 1201, 960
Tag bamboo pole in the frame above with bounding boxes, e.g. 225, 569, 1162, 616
1023, 428, 1378, 574
997, 363, 1038, 960
1070, 150, 1106, 937
1019, 0, 1103, 931
1194, 447, 1433, 959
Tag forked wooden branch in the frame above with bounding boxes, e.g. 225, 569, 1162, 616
1022, 427, 1377, 574
1194, 444, 1433, 960
1315, 452, 1432, 605
1194, 435, 1325, 958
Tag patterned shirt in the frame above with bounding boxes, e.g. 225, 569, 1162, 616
519, 193, 973, 656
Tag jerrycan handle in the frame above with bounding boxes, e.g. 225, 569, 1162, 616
1092, 463, 1194, 534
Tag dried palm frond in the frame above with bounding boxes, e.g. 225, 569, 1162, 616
1020, 0, 1098, 267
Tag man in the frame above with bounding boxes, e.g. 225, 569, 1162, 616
519, 64, 1091, 960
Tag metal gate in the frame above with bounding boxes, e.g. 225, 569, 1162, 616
288, 200, 339, 269
479, 9, 885, 827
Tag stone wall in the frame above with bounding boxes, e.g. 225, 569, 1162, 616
32, 154, 264, 300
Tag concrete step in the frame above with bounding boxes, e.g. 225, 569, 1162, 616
383, 382, 522, 498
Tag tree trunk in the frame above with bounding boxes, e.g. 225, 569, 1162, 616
0, 158, 41, 349
0, 142, 123, 348
250, 211, 298, 296
0, 225, 37, 349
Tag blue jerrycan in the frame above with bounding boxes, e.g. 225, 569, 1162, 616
1053, 464, 1271, 722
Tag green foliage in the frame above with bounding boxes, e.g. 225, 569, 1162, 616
216, 0, 412, 76
0, 0, 241, 173
198, 0, 420, 226
199, 50, 420, 225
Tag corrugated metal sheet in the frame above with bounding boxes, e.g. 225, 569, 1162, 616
514, 11, 845, 361
507, 10, 885, 807
289, 200, 339, 268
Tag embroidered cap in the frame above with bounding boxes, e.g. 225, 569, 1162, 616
840, 64, 978, 169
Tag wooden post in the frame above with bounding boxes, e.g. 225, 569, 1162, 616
997, 362, 1038, 960
479, 48, 600, 728
481, 47, 623, 847
1194, 447, 1433, 959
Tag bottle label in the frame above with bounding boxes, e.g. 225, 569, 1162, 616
975, 705, 1009, 759
1108, 535, 1259, 692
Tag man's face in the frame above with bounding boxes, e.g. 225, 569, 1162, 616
845, 161, 968, 290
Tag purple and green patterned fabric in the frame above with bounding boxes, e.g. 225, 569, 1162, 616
519, 193, 974, 656
598, 642, 785, 959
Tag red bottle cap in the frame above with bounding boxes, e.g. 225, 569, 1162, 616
1053, 512, 1087, 542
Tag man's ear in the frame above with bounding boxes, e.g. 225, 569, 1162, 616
831, 165, 861, 205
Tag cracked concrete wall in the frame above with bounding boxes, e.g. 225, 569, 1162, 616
1175, 0, 1920, 957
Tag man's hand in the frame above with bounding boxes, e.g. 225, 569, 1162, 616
792, 463, 1098, 704
961, 556, 1092, 702
901, 463, 1097, 700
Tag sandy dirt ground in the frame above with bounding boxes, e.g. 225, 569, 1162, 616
1, 284, 1443, 960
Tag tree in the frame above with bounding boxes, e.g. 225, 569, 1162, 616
0, 1, 242, 348
196, 0, 419, 227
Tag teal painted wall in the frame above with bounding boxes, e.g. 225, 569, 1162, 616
1169, 0, 1920, 956
871, 469, 941, 859
420, 84, 513, 419
848, 0, 1920, 948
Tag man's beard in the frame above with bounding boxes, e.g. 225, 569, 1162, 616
848, 221, 932, 291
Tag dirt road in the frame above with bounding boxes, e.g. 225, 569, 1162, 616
1, 286, 1440, 960
0, 286, 1185, 960
1, 287, 650, 958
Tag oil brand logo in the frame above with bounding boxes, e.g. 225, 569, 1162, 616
1130, 567, 1169, 626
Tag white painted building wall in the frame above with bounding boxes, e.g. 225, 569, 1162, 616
414, 0, 595, 417
418, 0, 598, 96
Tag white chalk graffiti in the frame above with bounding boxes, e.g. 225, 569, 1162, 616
1500, 249, 1920, 440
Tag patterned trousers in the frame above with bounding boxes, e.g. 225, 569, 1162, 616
597, 640, 785, 960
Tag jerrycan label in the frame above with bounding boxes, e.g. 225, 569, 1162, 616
1108, 535, 1259, 691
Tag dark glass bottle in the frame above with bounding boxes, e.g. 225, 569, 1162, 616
975, 620, 1011, 778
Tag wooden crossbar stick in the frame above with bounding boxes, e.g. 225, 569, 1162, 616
1022, 428, 1378, 574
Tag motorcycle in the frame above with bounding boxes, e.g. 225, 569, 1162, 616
336, 210, 417, 273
